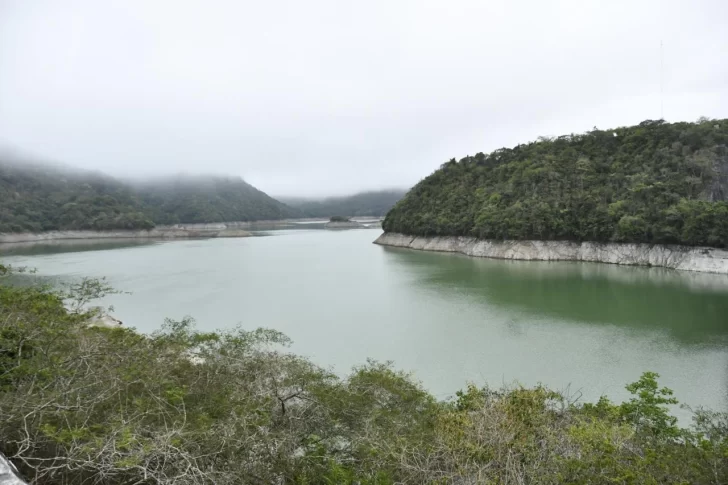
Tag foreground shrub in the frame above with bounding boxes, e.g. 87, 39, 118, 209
0, 273, 726, 483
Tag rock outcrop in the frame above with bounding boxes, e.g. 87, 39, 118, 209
0, 453, 26, 485
85, 307, 124, 329
374, 233, 728, 274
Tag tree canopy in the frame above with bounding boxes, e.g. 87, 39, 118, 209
0, 159, 298, 232
133, 174, 299, 225
383, 119, 728, 248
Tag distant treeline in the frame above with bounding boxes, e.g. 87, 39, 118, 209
282, 189, 406, 218
0, 159, 299, 232
384, 119, 728, 248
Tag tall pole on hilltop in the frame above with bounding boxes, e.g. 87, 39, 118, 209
660, 40, 664, 120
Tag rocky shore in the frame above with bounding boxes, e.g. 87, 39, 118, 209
374, 232, 728, 275
0, 223, 253, 244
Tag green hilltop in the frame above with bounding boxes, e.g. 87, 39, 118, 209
0, 158, 299, 232
383, 119, 728, 248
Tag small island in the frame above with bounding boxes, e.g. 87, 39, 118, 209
324, 216, 364, 229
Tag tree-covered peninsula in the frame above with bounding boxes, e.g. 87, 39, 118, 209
383, 119, 728, 248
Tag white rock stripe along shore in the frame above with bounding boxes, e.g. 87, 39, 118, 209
0, 224, 252, 244
374, 232, 728, 275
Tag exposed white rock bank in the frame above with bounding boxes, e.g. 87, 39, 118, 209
0, 223, 253, 244
374, 233, 728, 275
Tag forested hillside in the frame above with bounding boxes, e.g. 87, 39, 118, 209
0, 160, 154, 232
0, 158, 297, 232
135, 175, 299, 225
383, 119, 728, 248
282, 189, 405, 218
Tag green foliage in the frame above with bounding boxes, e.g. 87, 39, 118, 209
0, 160, 154, 232
383, 119, 728, 248
329, 215, 350, 222
135, 174, 300, 225
620, 371, 680, 437
1, 273, 727, 483
0, 160, 298, 232
283, 190, 406, 218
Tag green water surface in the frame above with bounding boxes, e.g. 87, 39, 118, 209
3, 229, 727, 414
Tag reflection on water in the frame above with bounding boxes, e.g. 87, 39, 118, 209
0, 239, 159, 256
383, 247, 728, 346
0, 222, 382, 257
3, 230, 728, 417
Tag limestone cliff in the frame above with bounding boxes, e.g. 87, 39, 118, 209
374, 233, 728, 274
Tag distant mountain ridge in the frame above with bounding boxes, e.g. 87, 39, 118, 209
0, 157, 298, 233
281, 189, 406, 218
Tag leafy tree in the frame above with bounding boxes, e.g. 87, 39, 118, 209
620, 371, 680, 438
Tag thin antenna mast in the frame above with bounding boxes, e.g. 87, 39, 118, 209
660, 40, 664, 120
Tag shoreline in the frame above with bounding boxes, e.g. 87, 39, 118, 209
0, 218, 384, 244
374, 232, 728, 275
0, 223, 253, 244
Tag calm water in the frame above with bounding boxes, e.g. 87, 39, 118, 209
3, 229, 728, 414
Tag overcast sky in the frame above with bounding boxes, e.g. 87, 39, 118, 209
0, 0, 726, 197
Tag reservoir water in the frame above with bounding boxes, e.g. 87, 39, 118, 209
3, 228, 728, 414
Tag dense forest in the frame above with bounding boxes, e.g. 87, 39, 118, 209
0, 158, 298, 232
134, 175, 298, 225
282, 189, 406, 218
383, 119, 728, 248
1, 268, 727, 484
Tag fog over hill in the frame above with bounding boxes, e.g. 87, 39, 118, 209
0, 155, 298, 232
279, 189, 407, 218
